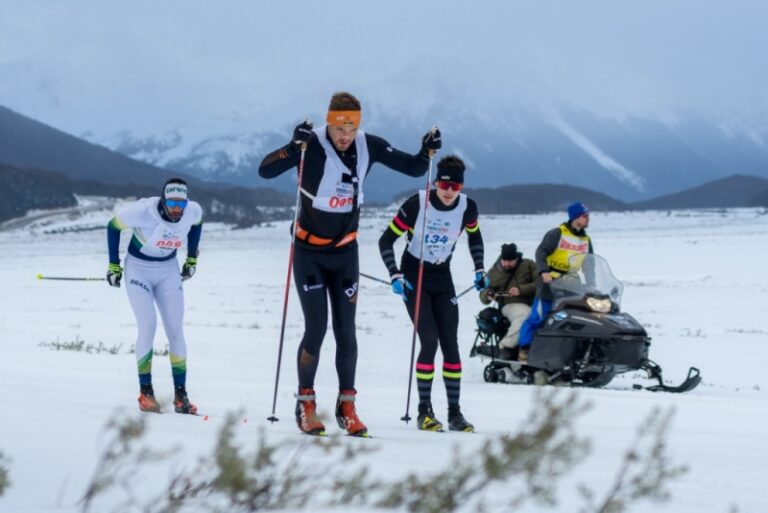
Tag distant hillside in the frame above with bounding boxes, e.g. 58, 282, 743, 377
0, 105, 190, 187
466, 184, 628, 215
0, 164, 78, 223
0, 163, 292, 226
390, 175, 768, 215
0, 105, 294, 226
749, 189, 768, 208
631, 174, 768, 210
393, 183, 628, 214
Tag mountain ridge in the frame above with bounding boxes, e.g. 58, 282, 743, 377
3, 104, 768, 225
79, 105, 768, 204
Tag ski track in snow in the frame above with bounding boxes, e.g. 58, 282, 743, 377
1, 208, 766, 513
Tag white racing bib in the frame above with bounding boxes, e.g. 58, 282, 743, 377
116, 197, 203, 258
302, 126, 370, 214
407, 191, 467, 264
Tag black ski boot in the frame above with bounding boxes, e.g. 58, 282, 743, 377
417, 402, 444, 432
448, 405, 474, 432
174, 386, 198, 414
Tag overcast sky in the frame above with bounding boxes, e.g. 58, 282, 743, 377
1, 0, 766, 136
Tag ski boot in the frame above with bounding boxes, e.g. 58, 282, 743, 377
138, 384, 161, 413
295, 388, 326, 435
335, 389, 369, 437
174, 386, 198, 414
417, 402, 444, 432
447, 405, 475, 432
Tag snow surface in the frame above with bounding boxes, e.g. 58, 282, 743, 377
1, 207, 767, 512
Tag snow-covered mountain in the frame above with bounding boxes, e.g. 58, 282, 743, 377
84, 106, 768, 203
2, 1, 767, 202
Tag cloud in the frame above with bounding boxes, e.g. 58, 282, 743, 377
0, 0, 766, 137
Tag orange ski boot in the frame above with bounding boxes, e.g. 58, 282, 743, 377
138, 384, 161, 413
335, 389, 369, 437
295, 388, 326, 435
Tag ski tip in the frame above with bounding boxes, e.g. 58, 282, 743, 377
350, 431, 371, 438
36, 273, 43, 279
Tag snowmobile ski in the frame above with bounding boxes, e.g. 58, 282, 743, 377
640, 362, 701, 393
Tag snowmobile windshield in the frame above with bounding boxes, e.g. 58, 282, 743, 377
550, 254, 624, 310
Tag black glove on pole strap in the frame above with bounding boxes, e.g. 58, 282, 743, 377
421, 127, 442, 152
292, 120, 313, 148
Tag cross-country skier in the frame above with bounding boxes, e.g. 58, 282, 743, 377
258, 91, 440, 436
517, 202, 593, 362
378, 155, 487, 432
106, 178, 203, 414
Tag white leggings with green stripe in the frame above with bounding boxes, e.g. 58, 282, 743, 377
124, 255, 187, 380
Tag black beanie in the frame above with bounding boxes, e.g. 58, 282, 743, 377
435, 155, 465, 183
501, 243, 520, 260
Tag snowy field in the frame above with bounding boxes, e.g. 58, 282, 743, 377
1, 206, 767, 512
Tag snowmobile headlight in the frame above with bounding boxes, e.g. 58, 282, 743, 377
586, 297, 612, 313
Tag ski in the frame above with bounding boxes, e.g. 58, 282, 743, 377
300, 430, 373, 438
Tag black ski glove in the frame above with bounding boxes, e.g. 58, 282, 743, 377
107, 263, 123, 288
181, 257, 197, 281
421, 127, 442, 153
292, 120, 314, 147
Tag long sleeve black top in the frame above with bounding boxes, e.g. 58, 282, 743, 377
259, 129, 429, 250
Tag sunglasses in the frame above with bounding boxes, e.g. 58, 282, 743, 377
165, 199, 188, 208
436, 180, 463, 192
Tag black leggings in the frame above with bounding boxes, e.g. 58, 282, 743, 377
403, 270, 461, 366
403, 269, 462, 406
293, 244, 359, 390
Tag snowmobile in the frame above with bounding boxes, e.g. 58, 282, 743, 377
470, 254, 701, 393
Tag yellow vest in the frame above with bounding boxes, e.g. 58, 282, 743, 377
546, 224, 591, 273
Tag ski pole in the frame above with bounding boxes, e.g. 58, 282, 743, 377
359, 272, 390, 286
401, 132, 437, 424
37, 274, 105, 281
267, 140, 308, 423
455, 284, 475, 299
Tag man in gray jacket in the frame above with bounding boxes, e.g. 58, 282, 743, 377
479, 243, 536, 358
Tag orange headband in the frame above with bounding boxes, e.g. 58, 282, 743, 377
326, 110, 361, 128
